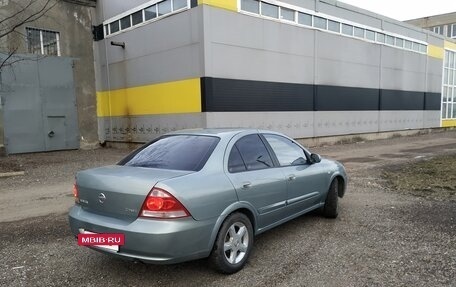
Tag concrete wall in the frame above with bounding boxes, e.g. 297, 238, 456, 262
0, 0, 98, 147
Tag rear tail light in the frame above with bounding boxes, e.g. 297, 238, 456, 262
73, 183, 80, 204
139, 188, 190, 219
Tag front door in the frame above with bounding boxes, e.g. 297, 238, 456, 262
262, 134, 325, 214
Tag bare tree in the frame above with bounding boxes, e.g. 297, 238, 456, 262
0, 0, 57, 70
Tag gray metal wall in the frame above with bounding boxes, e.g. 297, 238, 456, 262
96, 5, 206, 142
95, 1, 443, 143
202, 5, 441, 136
0, 55, 79, 154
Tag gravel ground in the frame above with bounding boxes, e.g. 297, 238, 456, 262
0, 130, 455, 286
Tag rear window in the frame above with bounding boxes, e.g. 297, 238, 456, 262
119, 135, 220, 171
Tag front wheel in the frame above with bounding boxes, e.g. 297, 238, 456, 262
322, 178, 339, 218
209, 212, 253, 274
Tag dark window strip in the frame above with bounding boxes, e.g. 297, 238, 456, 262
201, 77, 441, 112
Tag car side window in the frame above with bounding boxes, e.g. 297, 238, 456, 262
234, 134, 273, 171
228, 145, 247, 173
263, 134, 307, 166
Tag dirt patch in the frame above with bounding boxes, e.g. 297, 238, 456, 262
400, 143, 456, 154
0, 159, 23, 173
339, 157, 380, 163
383, 154, 456, 201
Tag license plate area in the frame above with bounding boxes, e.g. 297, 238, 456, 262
78, 229, 124, 252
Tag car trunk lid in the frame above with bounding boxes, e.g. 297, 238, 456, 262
76, 165, 192, 220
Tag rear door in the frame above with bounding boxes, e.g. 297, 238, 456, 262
225, 134, 287, 230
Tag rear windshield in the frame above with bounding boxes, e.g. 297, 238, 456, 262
118, 135, 220, 171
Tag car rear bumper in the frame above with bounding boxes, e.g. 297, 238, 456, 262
68, 205, 216, 264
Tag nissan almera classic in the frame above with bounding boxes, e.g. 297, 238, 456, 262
69, 128, 347, 274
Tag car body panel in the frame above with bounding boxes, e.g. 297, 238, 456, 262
226, 168, 288, 229
76, 165, 192, 220
69, 205, 215, 263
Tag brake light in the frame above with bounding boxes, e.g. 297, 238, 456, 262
140, 188, 190, 219
72, 183, 80, 204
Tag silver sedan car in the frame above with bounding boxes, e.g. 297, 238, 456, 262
69, 128, 347, 273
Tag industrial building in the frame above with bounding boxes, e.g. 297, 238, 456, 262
94, 0, 448, 144
407, 12, 456, 128
407, 12, 456, 40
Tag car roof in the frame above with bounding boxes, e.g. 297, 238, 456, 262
166, 128, 260, 138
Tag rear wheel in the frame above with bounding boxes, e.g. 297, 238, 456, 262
322, 178, 339, 218
210, 212, 253, 274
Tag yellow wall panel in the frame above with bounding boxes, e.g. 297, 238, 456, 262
197, 0, 237, 12
428, 45, 444, 59
442, 119, 456, 127
97, 78, 201, 117
445, 41, 456, 52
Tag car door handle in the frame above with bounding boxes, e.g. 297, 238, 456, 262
288, 175, 296, 181
242, 182, 252, 189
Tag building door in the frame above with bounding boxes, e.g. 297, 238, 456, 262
0, 54, 79, 154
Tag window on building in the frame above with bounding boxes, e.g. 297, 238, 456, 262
26, 28, 60, 56
366, 30, 375, 41
158, 0, 172, 17
261, 2, 279, 19
443, 50, 456, 119
110, 21, 120, 33
328, 20, 340, 33
314, 16, 327, 29
395, 38, 404, 48
446, 24, 452, 38
342, 24, 353, 36
173, 0, 187, 10
419, 43, 427, 54
353, 26, 364, 38
376, 32, 385, 43
452, 24, 456, 38
297, 12, 312, 26
404, 40, 412, 50
120, 15, 131, 30
144, 5, 157, 20
386, 35, 395, 46
241, 0, 259, 14
433, 26, 443, 35
280, 7, 295, 21
132, 10, 143, 26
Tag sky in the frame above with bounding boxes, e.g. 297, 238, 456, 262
338, 0, 456, 21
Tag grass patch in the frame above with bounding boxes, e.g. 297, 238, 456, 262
383, 154, 456, 200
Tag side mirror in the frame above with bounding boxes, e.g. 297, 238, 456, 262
291, 157, 307, 165
310, 153, 321, 164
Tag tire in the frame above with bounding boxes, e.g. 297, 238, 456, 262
322, 178, 339, 218
209, 212, 253, 274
